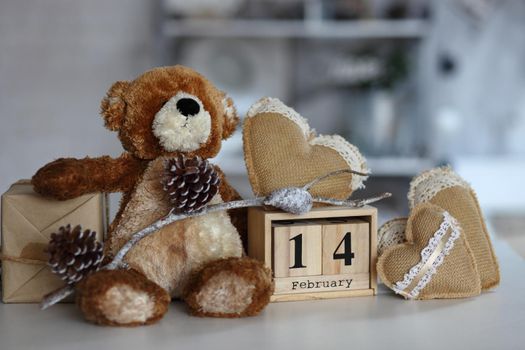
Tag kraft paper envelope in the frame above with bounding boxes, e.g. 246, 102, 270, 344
1, 181, 107, 303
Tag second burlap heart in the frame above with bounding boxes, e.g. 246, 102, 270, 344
408, 167, 500, 290
377, 203, 481, 300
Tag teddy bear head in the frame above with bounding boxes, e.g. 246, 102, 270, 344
100, 65, 239, 160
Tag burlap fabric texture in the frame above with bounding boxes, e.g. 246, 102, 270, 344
377, 203, 481, 300
243, 97, 368, 200
408, 167, 500, 290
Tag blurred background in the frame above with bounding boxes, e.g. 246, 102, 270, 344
1, 0, 524, 258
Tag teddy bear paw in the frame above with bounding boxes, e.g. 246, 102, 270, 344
76, 269, 170, 327
184, 257, 274, 318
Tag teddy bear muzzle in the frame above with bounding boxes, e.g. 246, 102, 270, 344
153, 92, 212, 152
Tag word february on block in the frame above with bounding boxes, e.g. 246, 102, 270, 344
248, 206, 377, 302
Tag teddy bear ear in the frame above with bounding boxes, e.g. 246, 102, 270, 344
221, 94, 239, 139
100, 80, 130, 131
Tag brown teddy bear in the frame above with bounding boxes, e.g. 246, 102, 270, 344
32, 65, 274, 326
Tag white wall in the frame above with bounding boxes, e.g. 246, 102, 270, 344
418, 0, 525, 159
0, 0, 154, 195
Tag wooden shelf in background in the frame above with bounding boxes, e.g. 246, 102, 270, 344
163, 19, 429, 39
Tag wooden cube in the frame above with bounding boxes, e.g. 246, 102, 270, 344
248, 206, 377, 302
272, 221, 322, 278
318, 218, 370, 276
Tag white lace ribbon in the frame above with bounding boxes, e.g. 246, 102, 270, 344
378, 218, 408, 257
392, 211, 461, 299
246, 97, 312, 138
408, 166, 470, 209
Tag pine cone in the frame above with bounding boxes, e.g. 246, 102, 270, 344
164, 155, 220, 213
47, 225, 104, 285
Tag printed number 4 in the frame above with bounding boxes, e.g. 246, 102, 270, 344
333, 232, 354, 265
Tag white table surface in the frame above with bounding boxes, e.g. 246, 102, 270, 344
1, 238, 524, 350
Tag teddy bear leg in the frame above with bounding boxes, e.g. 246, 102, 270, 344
76, 269, 170, 327
183, 257, 274, 318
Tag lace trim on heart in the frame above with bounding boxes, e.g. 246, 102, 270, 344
392, 211, 461, 299
246, 97, 312, 138
378, 218, 407, 257
310, 135, 369, 191
407, 166, 470, 209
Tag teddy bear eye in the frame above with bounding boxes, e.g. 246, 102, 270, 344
176, 98, 200, 117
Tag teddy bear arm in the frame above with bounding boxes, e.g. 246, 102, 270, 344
32, 153, 146, 200
213, 165, 248, 250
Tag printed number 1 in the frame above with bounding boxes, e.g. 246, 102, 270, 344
289, 234, 306, 269
333, 232, 354, 265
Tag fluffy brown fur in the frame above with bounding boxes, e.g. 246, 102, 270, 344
183, 257, 274, 318
32, 65, 271, 326
214, 166, 248, 250
33, 153, 147, 200
100, 65, 238, 160
76, 269, 170, 327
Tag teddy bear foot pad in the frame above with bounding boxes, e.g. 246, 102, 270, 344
184, 257, 274, 318
76, 269, 170, 327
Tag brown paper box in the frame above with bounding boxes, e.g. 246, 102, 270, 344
1, 180, 108, 303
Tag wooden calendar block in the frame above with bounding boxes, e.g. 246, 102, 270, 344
274, 273, 370, 295
272, 221, 322, 278
248, 205, 377, 302
318, 218, 370, 275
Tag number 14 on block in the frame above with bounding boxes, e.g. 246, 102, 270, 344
272, 218, 369, 278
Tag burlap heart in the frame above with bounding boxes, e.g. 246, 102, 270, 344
377, 203, 481, 300
243, 97, 368, 199
408, 167, 500, 290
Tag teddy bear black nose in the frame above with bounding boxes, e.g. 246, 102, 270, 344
176, 98, 200, 117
